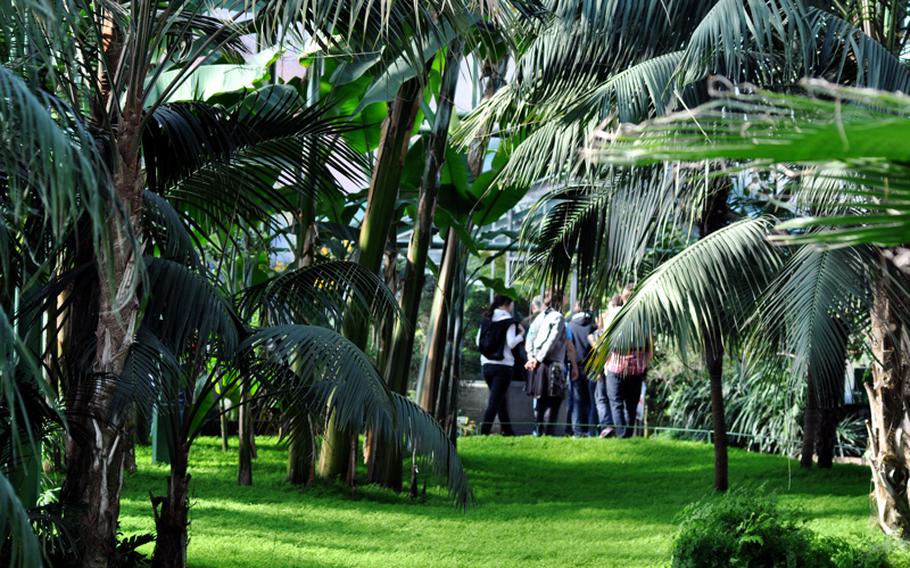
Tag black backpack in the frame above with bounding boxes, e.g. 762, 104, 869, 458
478, 317, 514, 360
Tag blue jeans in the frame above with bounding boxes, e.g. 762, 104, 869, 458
606, 372, 644, 438
587, 377, 599, 427
567, 373, 591, 435
594, 375, 614, 428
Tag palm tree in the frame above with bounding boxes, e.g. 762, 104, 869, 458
2, 2, 476, 565
460, 0, 910, 492
589, 80, 910, 535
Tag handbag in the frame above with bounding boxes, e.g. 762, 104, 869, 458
546, 362, 566, 398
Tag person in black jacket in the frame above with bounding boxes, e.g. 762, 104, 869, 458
476, 295, 524, 435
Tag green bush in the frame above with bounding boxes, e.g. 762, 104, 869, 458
670, 491, 902, 568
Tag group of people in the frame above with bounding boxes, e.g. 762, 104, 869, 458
476, 286, 651, 438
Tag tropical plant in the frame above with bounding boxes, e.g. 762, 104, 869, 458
0, 1, 481, 565
590, 80, 910, 536
464, 0, 910, 492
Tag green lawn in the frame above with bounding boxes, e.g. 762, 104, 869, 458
120, 436, 879, 567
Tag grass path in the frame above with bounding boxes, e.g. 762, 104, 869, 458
120, 436, 878, 567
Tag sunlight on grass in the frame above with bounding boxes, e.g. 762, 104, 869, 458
120, 437, 877, 567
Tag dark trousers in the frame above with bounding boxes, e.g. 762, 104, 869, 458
535, 396, 562, 436
594, 375, 614, 428
567, 373, 591, 435
606, 372, 644, 438
481, 364, 514, 435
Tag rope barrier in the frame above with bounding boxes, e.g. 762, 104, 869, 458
464, 421, 865, 455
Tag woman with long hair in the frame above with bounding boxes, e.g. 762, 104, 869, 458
476, 294, 524, 435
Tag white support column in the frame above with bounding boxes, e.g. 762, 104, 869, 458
569, 268, 578, 312
490, 260, 495, 303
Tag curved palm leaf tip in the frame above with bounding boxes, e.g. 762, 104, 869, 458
238, 261, 402, 331
243, 325, 471, 506
113, 257, 240, 420
0, 66, 105, 260
591, 217, 781, 370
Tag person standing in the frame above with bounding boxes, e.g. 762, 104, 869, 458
567, 302, 596, 436
477, 295, 524, 435
604, 285, 651, 438
525, 290, 576, 436
592, 301, 619, 437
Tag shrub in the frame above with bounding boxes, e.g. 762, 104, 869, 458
670, 491, 900, 568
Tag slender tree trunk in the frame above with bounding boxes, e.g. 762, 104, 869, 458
801, 371, 819, 469
699, 180, 730, 493
151, 444, 190, 568
219, 397, 230, 452
364, 43, 464, 489
238, 378, 254, 486
866, 260, 910, 537
816, 406, 839, 469
318, 76, 423, 482
416, 56, 506, 416
386, 40, 463, 399
705, 335, 728, 492
416, 230, 458, 411
286, 138, 318, 484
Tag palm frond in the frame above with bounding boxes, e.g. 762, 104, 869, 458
809, 7, 910, 92
747, 245, 870, 403
0, 66, 103, 248
142, 258, 240, 358
0, 473, 41, 568
678, 0, 811, 85
142, 191, 202, 267
596, 217, 781, 368
518, 167, 681, 295
238, 261, 401, 331
590, 80, 910, 247
145, 86, 367, 246
244, 325, 471, 505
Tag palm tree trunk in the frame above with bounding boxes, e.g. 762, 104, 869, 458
238, 377, 254, 485
286, 143, 318, 484
318, 75, 423, 482
705, 334, 728, 492
867, 259, 910, 537
416, 55, 506, 416
699, 180, 730, 493
801, 371, 819, 469
219, 397, 229, 452
816, 405, 839, 469
386, 40, 463, 397
287, 416, 315, 485
61, 58, 145, 565
151, 443, 190, 568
